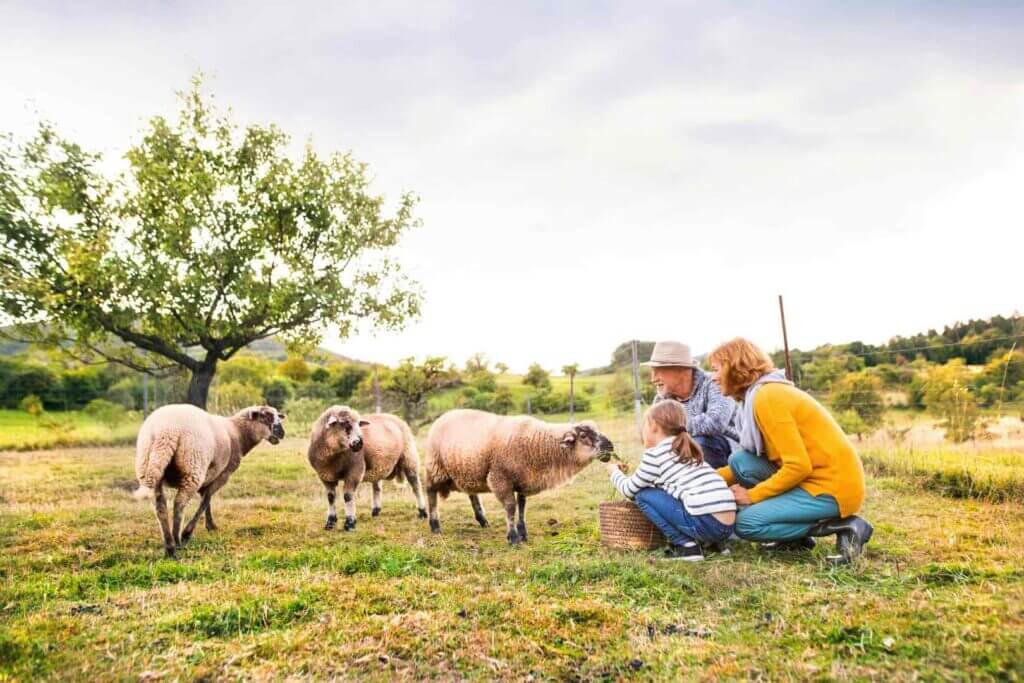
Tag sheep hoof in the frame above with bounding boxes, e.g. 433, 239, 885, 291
179, 530, 192, 546
429, 519, 441, 534
507, 530, 521, 545
371, 507, 381, 517
205, 522, 218, 532
164, 545, 177, 558
517, 527, 528, 542
417, 508, 428, 519
324, 516, 337, 531
343, 517, 356, 531
476, 517, 489, 528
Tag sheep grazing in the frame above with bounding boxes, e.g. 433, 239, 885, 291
132, 404, 286, 557
424, 409, 615, 544
307, 406, 427, 531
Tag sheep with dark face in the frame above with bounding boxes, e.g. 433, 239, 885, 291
307, 405, 427, 531
424, 409, 615, 544
132, 404, 286, 557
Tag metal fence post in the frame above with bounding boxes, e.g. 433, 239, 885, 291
631, 339, 643, 438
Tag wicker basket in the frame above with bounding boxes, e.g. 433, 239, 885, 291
599, 500, 666, 550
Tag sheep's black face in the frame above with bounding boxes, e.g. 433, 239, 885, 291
249, 407, 286, 444
562, 423, 616, 462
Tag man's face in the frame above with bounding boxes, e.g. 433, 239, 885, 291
650, 366, 695, 400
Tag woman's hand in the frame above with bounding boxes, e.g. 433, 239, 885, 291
730, 485, 752, 505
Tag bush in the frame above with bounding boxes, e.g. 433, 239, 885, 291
213, 382, 265, 414
19, 394, 44, 417
529, 390, 591, 415
262, 378, 295, 409
471, 372, 497, 393
456, 386, 516, 415
60, 367, 111, 410
922, 360, 984, 443
83, 398, 127, 427
293, 381, 337, 400
310, 367, 330, 383
105, 378, 140, 410
332, 365, 369, 401
219, 355, 275, 387
282, 397, 331, 433
833, 409, 868, 440
523, 363, 551, 390
278, 356, 312, 383
830, 371, 885, 433
606, 372, 636, 411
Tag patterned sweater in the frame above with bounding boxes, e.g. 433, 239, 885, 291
653, 368, 738, 442
610, 437, 737, 515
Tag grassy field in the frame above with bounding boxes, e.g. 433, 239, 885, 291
2, 416, 1023, 681
0, 410, 140, 452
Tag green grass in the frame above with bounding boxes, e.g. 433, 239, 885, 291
862, 447, 1024, 502
1, 428, 1023, 680
0, 409, 139, 451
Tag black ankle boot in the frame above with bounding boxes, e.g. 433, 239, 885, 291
807, 516, 873, 565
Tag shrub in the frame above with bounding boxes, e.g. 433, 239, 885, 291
332, 365, 369, 401
219, 355, 275, 387
262, 378, 295, 409
83, 398, 127, 427
105, 378, 140, 410
523, 363, 551, 390
19, 394, 44, 417
830, 370, 885, 433
293, 381, 336, 400
529, 390, 591, 415
922, 360, 984, 443
607, 372, 636, 411
833, 409, 868, 440
310, 367, 330, 383
282, 397, 331, 433
213, 382, 265, 414
278, 356, 312, 383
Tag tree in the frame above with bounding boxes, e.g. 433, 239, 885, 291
331, 364, 368, 401
384, 356, 455, 422
0, 77, 421, 408
562, 363, 579, 420
262, 378, 294, 409
523, 363, 551, 390
921, 360, 983, 443
830, 370, 885, 434
494, 362, 508, 375
278, 356, 312, 383
833, 409, 869, 441
464, 353, 489, 375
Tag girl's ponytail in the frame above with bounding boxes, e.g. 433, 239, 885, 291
671, 430, 703, 466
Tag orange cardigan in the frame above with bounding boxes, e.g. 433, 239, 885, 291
717, 383, 866, 517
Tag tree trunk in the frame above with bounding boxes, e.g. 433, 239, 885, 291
186, 358, 218, 409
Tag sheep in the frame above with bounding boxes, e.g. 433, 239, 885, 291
424, 409, 615, 544
307, 405, 427, 531
132, 403, 285, 557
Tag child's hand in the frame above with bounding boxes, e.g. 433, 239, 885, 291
606, 462, 628, 476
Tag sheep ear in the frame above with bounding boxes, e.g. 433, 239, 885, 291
247, 409, 261, 421
327, 415, 340, 426
560, 431, 576, 449
278, 413, 286, 421
358, 419, 370, 427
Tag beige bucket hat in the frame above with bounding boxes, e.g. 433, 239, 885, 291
641, 341, 697, 368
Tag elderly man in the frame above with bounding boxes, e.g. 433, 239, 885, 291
643, 341, 737, 468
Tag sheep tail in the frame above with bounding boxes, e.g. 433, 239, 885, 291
134, 432, 177, 501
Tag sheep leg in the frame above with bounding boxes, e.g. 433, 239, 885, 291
515, 492, 528, 542
487, 474, 520, 545
469, 495, 489, 527
426, 484, 442, 533
342, 470, 362, 531
403, 467, 428, 519
171, 483, 199, 548
179, 492, 211, 546
152, 483, 176, 558
371, 481, 382, 517
322, 480, 338, 530
204, 503, 217, 532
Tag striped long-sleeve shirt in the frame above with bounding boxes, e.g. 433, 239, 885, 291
610, 437, 737, 515
653, 368, 739, 442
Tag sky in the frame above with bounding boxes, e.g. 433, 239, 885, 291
2, 1, 1022, 372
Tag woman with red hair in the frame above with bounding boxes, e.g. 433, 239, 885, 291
708, 337, 873, 563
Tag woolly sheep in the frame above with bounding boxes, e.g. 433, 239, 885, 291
307, 405, 427, 531
424, 409, 615, 544
133, 403, 286, 557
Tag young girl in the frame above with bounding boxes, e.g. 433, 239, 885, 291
607, 399, 736, 561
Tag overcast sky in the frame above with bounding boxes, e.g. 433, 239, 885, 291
2, 2, 1021, 372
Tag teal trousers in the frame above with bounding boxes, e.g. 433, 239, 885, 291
728, 450, 840, 542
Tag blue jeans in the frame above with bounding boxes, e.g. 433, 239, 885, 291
694, 434, 732, 469
634, 488, 734, 547
728, 450, 840, 542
